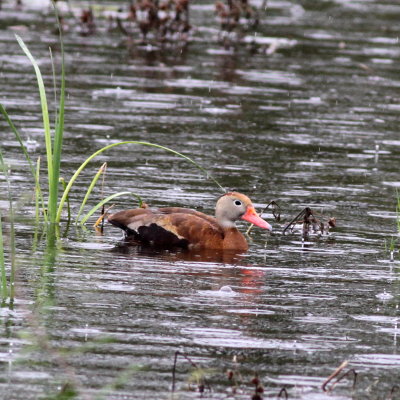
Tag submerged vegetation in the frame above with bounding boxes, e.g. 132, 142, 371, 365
5, 0, 273, 53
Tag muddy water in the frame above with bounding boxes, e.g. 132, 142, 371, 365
1, 0, 400, 399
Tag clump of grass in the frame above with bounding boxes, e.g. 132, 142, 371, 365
14, 27, 65, 225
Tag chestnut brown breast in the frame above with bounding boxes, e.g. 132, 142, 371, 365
107, 207, 248, 251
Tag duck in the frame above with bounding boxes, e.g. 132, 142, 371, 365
108, 192, 272, 251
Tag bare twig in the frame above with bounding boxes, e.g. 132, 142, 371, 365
321, 360, 348, 392
247, 200, 280, 234
172, 351, 211, 394
388, 384, 400, 400
282, 207, 311, 235
283, 207, 335, 236
93, 204, 114, 228
327, 368, 357, 393
116, 17, 130, 36
277, 387, 288, 399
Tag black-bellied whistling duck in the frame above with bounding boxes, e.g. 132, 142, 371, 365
108, 192, 272, 251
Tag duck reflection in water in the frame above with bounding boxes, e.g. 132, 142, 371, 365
111, 238, 245, 264
111, 239, 266, 296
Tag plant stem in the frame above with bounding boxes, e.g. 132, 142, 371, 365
16, 35, 54, 222
75, 163, 107, 224
0, 211, 7, 299
79, 191, 143, 226
0, 150, 15, 302
51, 10, 66, 226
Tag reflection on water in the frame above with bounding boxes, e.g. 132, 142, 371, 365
1, 0, 400, 399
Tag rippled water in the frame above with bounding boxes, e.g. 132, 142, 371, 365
1, 0, 400, 399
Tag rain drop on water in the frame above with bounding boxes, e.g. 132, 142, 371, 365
376, 290, 394, 301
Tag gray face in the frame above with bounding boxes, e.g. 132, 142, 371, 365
215, 193, 251, 228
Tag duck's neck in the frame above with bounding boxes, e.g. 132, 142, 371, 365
217, 217, 237, 229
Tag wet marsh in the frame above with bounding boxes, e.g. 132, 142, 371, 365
1, 0, 400, 399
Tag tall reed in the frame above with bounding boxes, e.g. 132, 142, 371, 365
15, 29, 65, 224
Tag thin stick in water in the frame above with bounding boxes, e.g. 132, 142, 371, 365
321, 360, 348, 391
277, 387, 288, 399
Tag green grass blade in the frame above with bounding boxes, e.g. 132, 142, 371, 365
51, 9, 66, 226
15, 34, 55, 221
35, 157, 40, 224
75, 163, 107, 224
49, 47, 58, 125
9, 208, 15, 303
0, 211, 7, 299
79, 191, 143, 226
56, 141, 225, 223
0, 104, 47, 221
35, 156, 48, 223
49, 47, 58, 126
0, 150, 15, 302
0, 104, 35, 174
59, 177, 71, 224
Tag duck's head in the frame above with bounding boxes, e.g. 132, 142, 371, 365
215, 192, 272, 231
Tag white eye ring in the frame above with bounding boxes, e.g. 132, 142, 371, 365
234, 200, 242, 206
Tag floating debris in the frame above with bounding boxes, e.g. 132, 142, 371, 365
283, 207, 336, 237
322, 360, 357, 393
118, 0, 191, 44
79, 8, 96, 36
215, 0, 260, 34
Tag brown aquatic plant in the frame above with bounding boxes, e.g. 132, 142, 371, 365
283, 206, 336, 237
250, 372, 264, 399
79, 7, 96, 36
327, 368, 358, 393
322, 360, 348, 391
225, 365, 244, 395
389, 385, 400, 400
115, 0, 191, 43
171, 351, 211, 394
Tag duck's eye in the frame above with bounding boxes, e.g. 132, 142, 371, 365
234, 200, 242, 206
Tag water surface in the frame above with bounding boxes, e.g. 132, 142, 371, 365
1, 0, 400, 399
